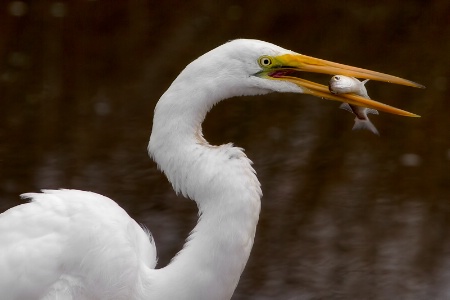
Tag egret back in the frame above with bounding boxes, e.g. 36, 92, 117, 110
0, 189, 156, 300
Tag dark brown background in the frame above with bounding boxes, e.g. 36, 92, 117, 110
1, 1, 449, 299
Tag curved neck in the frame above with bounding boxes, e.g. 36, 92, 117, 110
147, 177, 261, 299
146, 75, 262, 299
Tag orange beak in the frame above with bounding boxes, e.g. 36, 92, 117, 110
263, 53, 424, 117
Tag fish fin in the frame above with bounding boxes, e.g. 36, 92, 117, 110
339, 103, 353, 113
352, 118, 379, 135
362, 79, 369, 85
366, 108, 379, 115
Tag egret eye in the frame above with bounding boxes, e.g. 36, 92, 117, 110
258, 56, 272, 67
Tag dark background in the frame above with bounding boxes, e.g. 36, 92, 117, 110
1, 1, 449, 299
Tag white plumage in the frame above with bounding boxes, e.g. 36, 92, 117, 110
0, 190, 156, 299
0, 39, 421, 299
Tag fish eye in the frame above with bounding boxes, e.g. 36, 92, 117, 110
258, 56, 272, 67
334, 75, 341, 81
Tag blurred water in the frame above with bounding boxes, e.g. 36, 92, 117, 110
1, 1, 450, 299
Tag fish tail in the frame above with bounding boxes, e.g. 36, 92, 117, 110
353, 118, 380, 135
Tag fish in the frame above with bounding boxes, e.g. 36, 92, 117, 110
328, 75, 379, 135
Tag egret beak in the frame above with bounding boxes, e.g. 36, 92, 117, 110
263, 53, 424, 117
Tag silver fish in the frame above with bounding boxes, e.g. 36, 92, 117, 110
329, 75, 379, 135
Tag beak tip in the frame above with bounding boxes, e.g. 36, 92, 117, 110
412, 82, 426, 89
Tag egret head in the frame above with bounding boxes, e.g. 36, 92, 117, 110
191, 39, 422, 117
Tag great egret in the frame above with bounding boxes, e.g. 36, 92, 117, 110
0, 39, 422, 299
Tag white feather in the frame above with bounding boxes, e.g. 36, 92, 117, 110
0, 39, 305, 300
0, 189, 156, 299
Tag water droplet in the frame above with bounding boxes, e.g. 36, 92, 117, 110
50, 2, 66, 18
400, 153, 421, 167
8, 1, 27, 17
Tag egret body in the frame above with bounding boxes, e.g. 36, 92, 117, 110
0, 39, 422, 299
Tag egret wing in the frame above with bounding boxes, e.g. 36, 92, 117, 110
0, 189, 157, 299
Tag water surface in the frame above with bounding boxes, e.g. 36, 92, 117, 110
1, 1, 449, 299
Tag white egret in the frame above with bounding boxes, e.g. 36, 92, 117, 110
0, 39, 423, 300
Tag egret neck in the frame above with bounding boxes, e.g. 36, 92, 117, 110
147, 53, 263, 299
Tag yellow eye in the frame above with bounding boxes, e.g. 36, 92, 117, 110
258, 56, 272, 67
